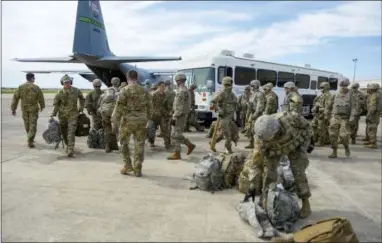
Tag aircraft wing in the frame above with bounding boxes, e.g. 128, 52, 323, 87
98, 56, 182, 64
21, 70, 92, 74
13, 56, 81, 63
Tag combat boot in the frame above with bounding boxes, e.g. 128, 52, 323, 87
186, 142, 196, 155
105, 143, 111, 153
167, 151, 181, 160
133, 165, 142, 177
27, 139, 35, 148
344, 145, 351, 157
300, 198, 311, 218
366, 143, 377, 149
351, 138, 356, 145
328, 148, 337, 158
120, 163, 133, 175
67, 149, 74, 158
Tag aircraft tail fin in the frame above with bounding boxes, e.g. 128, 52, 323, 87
73, 0, 112, 57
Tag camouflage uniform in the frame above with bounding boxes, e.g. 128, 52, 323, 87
119, 82, 127, 90
364, 83, 382, 149
282, 82, 303, 115
327, 78, 357, 158
11, 76, 45, 148
150, 88, 172, 149
243, 112, 312, 218
262, 83, 278, 115
164, 80, 176, 137
311, 82, 331, 146
85, 79, 103, 130
98, 78, 120, 152
210, 76, 238, 154
51, 75, 85, 157
237, 86, 251, 129
112, 80, 152, 177
167, 73, 196, 160
185, 84, 203, 132
245, 80, 266, 149
206, 120, 222, 138
349, 83, 366, 144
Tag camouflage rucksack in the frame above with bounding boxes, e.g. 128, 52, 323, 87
87, 128, 99, 149
190, 154, 224, 193
277, 156, 295, 192
260, 183, 300, 233
99, 88, 118, 117
98, 129, 105, 149
75, 113, 91, 137
42, 118, 63, 149
218, 152, 246, 188
237, 153, 254, 194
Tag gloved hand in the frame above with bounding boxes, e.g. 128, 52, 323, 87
11, 110, 16, 116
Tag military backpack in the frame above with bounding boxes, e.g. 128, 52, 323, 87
87, 128, 99, 148
75, 113, 91, 137
42, 118, 63, 149
190, 154, 224, 193
218, 152, 246, 188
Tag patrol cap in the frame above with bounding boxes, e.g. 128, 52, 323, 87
174, 72, 187, 82
254, 114, 280, 141
111, 77, 120, 85
320, 82, 330, 89
339, 78, 350, 87
250, 80, 261, 88
222, 76, 233, 85
263, 83, 273, 90
283, 81, 295, 89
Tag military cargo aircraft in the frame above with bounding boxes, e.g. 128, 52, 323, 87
13, 0, 180, 87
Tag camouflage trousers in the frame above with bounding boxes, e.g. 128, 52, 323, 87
171, 114, 192, 153
214, 115, 238, 150
119, 122, 147, 172
240, 110, 247, 128
102, 115, 118, 146
248, 148, 311, 199
245, 115, 260, 145
185, 109, 202, 131
58, 117, 77, 152
22, 110, 38, 141
91, 114, 103, 130
329, 117, 350, 148
207, 120, 222, 138
349, 117, 360, 140
315, 116, 330, 145
366, 116, 380, 144
152, 115, 171, 147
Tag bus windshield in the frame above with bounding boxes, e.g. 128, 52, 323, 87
178, 67, 216, 92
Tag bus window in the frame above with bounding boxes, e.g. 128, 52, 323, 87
328, 78, 338, 90
234, 66, 256, 85
310, 80, 317, 90
277, 71, 294, 87
218, 66, 233, 84
317, 76, 328, 87
295, 73, 310, 89
257, 69, 277, 86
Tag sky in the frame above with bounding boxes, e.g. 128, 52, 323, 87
2, 1, 381, 89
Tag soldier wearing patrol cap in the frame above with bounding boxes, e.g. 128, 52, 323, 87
282, 81, 303, 115
85, 79, 104, 130
364, 83, 382, 149
167, 72, 196, 160
349, 82, 366, 144
237, 85, 251, 131
110, 77, 120, 91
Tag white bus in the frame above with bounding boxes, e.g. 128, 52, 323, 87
178, 50, 343, 127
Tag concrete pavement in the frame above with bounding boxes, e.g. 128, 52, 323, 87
2, 94, 381, 242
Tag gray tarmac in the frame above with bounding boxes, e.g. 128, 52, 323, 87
2, 94, 382, 242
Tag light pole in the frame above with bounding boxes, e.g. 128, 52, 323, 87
352, 58, 358, 82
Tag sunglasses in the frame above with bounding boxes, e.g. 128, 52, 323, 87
224, 84, 232, 87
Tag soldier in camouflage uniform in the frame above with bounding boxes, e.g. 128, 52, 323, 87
349, 83, 366, 144
262, 83, 279, 115
327, 78, 357, 158
364, 83, 382, 149
210, 76, 238, 154
85, 79, 103, 130
185, 83, 203, 132
112, 70, 153, 177
98, 77, 120, 152
311, 82, 332, 146
51, 75, 85, 157
237, 85, 251, 131
244, 112, 313, 218
245, 80, 266, 149
160, 80, 176, 138
282, 82, 303, 115
150, 81, 172, 149
167, 73, 196, 160
11, 73, 45, 148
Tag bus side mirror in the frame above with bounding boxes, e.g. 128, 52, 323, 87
206, 80, 213, 91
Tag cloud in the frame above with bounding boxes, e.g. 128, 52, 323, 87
1, 1, 381, 88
